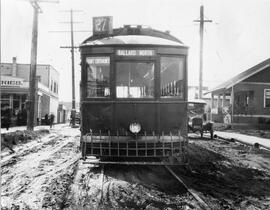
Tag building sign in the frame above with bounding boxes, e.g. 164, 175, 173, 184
1, 76, 23, 87
116, 49, 155, 56
86, 57, 110, 65
93, 16, 113, 35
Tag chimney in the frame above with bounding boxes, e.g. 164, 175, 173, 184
12, 57, 17, 77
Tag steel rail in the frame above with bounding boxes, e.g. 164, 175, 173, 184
98, 164, 105, 207
164, 165, 211, 210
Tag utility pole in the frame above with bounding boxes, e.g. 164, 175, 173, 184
70, 10, 76, 127
0, 0, 2, 207
51, 9, 89, 127
194, 5, 212, 99
27, 0, 40, 131
26, 0, 58, 131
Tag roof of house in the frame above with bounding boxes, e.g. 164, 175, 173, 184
207, 58, 270, 95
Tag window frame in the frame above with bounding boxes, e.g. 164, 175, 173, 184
159, 55, 185, 99
264, 89, 270, 108
115, 60, 156, 99
85, 55, 111, 99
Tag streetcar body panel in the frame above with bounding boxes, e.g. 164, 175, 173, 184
80, 26, 188, 163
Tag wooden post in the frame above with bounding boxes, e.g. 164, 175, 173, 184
222, 92, 226, 107
231, 86, 234, 128
194, 6, 212, 99
211, 93, 214, 121
70, 10, 76, 127
217, 94, 221, 108
27, 2, 39, 130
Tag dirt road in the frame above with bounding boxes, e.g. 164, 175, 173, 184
1, 125, 81, 210
1, 126, 270, 210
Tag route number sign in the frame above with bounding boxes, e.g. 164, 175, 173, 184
93, 16, 113, 35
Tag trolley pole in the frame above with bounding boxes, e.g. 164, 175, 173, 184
194, 5, 212, 99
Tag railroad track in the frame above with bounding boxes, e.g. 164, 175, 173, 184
164, 165, 212, 210
95, 163, 211, 210
99, 164, 106, 207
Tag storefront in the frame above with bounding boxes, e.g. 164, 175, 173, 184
1, 57, 59, 126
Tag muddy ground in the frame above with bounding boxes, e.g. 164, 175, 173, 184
1, 125, 270, 210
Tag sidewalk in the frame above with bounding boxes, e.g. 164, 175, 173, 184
215, 131, 270, 149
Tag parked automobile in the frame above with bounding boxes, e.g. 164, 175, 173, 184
188, 99, 214, 139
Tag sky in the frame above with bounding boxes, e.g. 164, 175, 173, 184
2, 0, 270, 102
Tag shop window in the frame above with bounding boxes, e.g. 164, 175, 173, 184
86, 57, 110, 98
116, 62, 154, 98
1, 99, 10, 110
36, 76, 41, 82
264, 89, 270, 108
1, 94, 10, 100
54, 82, 57, 93
51, 80, 53, 91
160, 57, 184, 98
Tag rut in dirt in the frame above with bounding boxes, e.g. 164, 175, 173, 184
1, 127, 81, 210
64, 164, 200, 210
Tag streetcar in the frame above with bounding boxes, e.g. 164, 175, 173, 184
79, 23, 189, 164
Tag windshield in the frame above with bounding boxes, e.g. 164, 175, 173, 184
188, 102, 205, 117
116, 62, 154, 98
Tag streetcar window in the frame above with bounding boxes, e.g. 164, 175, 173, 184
86, 57, 110, 98
116, 62, 154, 98
160, 57, 184, 98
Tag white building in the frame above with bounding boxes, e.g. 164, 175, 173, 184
1, 57, 59, 125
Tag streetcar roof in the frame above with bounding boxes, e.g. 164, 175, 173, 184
80, 35, 186, 47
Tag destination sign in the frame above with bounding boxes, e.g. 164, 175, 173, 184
86, 57, 110, 65
116, 49, 155, 56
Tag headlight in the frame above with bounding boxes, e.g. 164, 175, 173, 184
129, 122, 141, 134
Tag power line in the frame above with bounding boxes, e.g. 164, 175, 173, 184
50, 9, 86, 127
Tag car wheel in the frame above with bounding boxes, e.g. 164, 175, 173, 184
200, 130, 203, 138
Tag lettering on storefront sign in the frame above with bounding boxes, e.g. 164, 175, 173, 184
1, 80, 23, 87
86, 57, 110, 65
116, 49, 155, 56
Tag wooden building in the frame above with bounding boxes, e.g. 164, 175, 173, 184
207, 58, 270, 129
